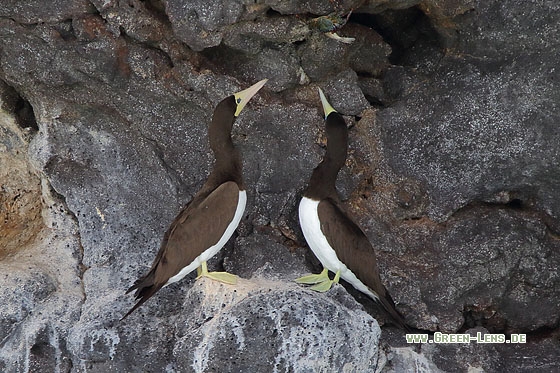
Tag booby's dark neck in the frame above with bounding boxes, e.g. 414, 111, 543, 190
207, 95, 244, 188
304, 112, 348, 200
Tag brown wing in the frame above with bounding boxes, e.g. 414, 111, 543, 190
317, 199, 387, 297
122, 181, 240, 319
317, 199, 408, 329
154, 180, 240, 283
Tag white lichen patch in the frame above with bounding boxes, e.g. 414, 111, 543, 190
88, 329, 121, 360
229, 317, 246, 351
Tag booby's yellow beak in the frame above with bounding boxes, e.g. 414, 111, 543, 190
233, 79, 268, 117
318, 88, 337, 119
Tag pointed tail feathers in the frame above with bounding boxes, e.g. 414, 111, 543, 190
121, 273, 162, 321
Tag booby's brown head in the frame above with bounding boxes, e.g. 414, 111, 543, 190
210, 79, 268, 148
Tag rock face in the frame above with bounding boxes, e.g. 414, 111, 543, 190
1, 0, 560, 372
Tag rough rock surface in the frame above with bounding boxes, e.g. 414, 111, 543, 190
1, 0, 560, 372
173, 278, 380, 372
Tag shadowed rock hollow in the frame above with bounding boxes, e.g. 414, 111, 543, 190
1, 0, 559, 372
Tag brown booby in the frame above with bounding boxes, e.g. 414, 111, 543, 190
122, 79, 267, 319
296, 88, 408, 329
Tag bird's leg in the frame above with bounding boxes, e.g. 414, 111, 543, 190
197, 261, 238, 285
333, 270, 340, 283
295, 268, 330, 284
196, 261, 209, 278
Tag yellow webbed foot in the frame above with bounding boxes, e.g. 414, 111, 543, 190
295, 268, 329, 284
297, 269, 341, 293
204, 271, 238, 285
310, 280, 334, 292
196, 261, 238, 284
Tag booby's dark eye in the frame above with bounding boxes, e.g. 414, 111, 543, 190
236, 98, 242, 104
